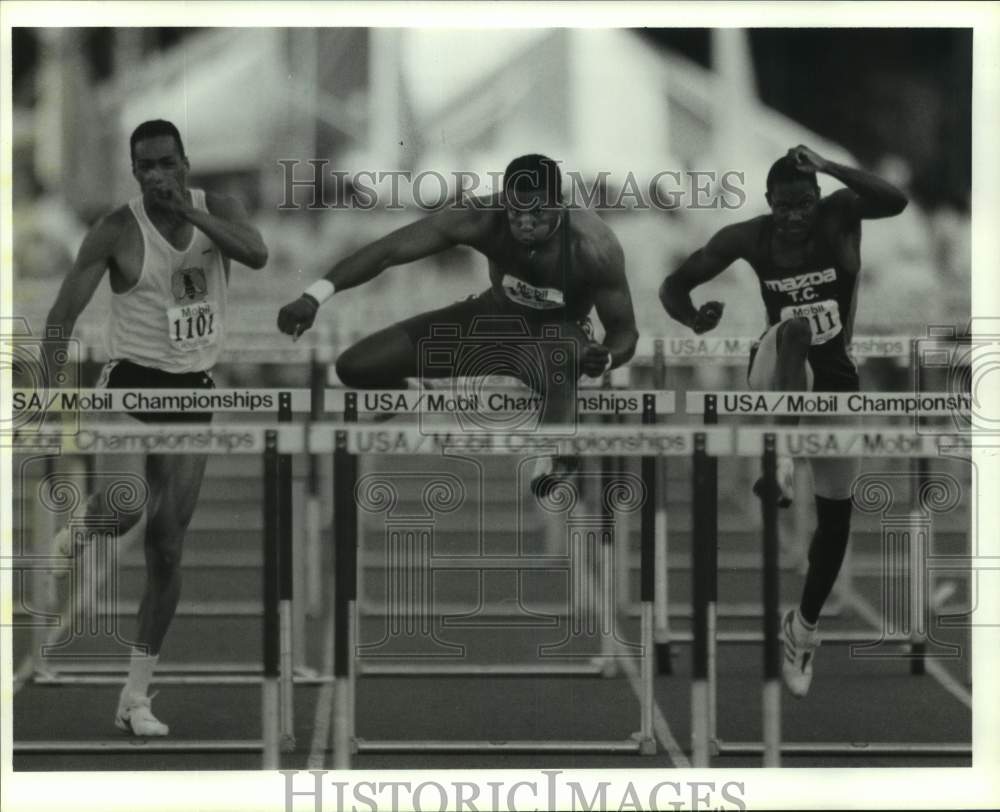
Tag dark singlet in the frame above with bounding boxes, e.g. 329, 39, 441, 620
399, 207, 595, 347
483, 207, 595, 322
747, 216, 860, 392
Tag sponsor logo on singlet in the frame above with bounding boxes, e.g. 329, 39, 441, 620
171, 267, 208, 303
501, 273, 565, 310
763, 267, 837, 295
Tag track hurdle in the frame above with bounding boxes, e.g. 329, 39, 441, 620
693, 425, 973, 765
324, 386, 676, 680
11, 421, 306, 764
12, 389, 313, 689
315, 418, 730, 764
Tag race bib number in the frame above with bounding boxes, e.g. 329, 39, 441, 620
501, 274, 565, 310
168, 300, 219, 351
780, 299, 842, 345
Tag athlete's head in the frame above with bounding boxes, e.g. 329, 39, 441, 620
502, 154, 562, 246
130, 119, 189, 207
766, 155, 820, 242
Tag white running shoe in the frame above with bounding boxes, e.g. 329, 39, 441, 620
754, 455, 796, 508
781, 609, 819, 698
115, 690, 169, 737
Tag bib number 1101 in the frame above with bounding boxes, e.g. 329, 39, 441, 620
173, 310, 215, 341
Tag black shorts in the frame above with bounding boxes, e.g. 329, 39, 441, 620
807, 341, 861, 393
396, 289, 593, 384
98, 359, 215, 424
746, 327, 860, 393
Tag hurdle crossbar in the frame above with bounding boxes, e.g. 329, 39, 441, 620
353, 739, 646, 754
355, 662, 607, 677
29, 672, 336, 686
14, 740, 264, 754
716, 741, 970, 757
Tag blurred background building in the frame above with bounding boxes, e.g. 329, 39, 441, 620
10, 27, 971, 365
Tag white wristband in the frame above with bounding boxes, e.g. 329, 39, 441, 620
304, 279, 335, 305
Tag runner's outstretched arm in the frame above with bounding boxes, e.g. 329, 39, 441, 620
659, 222, 749, 334
277, 208, 484, 337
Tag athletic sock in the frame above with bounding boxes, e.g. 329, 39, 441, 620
123, 649, 159, 699
794, 607, 817, 635
51, 526, 71, 557
799, 495, 853, 625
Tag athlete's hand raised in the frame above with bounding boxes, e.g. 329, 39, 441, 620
277, 295, 320, 340
154, 176, 194, 218
581, 341, 613, 378
787, 145, 828, 175
691, 301, 724, 334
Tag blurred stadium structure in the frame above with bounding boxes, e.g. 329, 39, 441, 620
11, 28, 970, 370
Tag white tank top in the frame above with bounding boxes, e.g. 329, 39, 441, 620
107, 189, 228, 373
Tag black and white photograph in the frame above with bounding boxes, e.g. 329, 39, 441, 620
2, 3, 998, 811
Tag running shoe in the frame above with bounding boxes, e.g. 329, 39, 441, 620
781, 609, 819, 698
115, 690, 169, 737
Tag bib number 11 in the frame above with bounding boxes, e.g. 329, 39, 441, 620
780, 299, 842, 345
810, 310, 837, 334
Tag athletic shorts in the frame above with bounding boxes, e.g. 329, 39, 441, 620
396, 289, 593, 382
97, 359, 215, 424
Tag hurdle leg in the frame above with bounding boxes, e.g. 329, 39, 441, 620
277, 393, 296, 751
707, 452, 719, 752
653, 459, 672, 674
332, 435, 353, 770
909, 509, 929, 675
650, 341, 672, 674
262, 431, 282, 769
307, 344, 326, 619
702, 394, 720, 751
690, 433, 711, 766
331, 405, 360, 768
306, 491, 323, 618
638, 601, 655, 754
637, 421, 657, 754
761, 434, 782, 767
597, 409, 618, 677
292, 479, 310, 673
